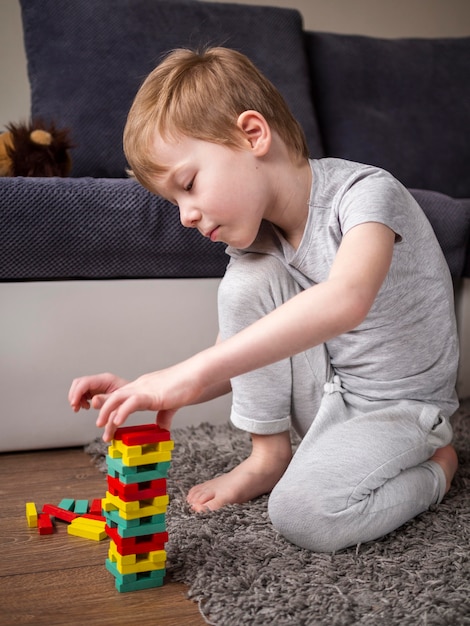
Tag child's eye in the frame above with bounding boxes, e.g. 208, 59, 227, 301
184, 178, 194, 192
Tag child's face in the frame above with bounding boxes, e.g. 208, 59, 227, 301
150, 132, 271, 249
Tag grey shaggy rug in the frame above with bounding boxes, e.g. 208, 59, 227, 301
86, 401, 470, 626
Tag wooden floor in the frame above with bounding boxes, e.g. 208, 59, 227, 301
0, 447, 206, 626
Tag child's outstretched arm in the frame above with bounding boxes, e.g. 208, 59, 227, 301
68, 357, 232, 440
71, 222, 395, 441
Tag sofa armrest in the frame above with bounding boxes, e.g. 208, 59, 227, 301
0, 177, 228, 281
410, 190, 470, 279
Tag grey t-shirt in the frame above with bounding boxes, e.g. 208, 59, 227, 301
227, 158, 459, 416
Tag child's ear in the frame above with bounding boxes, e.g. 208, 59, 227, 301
236, 111, 271, 156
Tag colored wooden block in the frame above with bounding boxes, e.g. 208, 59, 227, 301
72, 516, 107, 530
81, 513, 106, 522
106, 525, 168, 555
103, 491, 168, 516
107, 475, 167, 501
108, 542, 165, 574
26, 502, 38, 528
104, 509, 166, 537
114, 576, 165, 593
113, 423, 171, 446
42, 504, 78, 523
73, 500, 89, 515
110, 437, 173, 454
58, 498, 75, 511
105, 558, 166, 584
68, 525, 106, 541
89, 498, 103, 515
105, 559, 165, 592
37, 513, 54, 535
111, 438, 173, 458
106, 455, 171, 482
108, 441, 172, 467
67, 517, 107, 541
103, 508, 166, 528
108, 541, 166, 566
82, 512, 106, 521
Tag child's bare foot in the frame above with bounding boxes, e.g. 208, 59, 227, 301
187, 431, 292, 512
430, 444, 458, 493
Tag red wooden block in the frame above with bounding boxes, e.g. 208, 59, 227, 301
107, 475, 167, 501
89, 498, 103, 516
106, 525, 168, 555
113, 423, 171, 446
42, 504, 78, 524
81, 513, 106, 522
38, 513, 54, 535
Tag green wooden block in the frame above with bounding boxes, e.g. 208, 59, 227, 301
58, 498, 75, 511
106, 558, 165, 592
115, 576, 165, 592
104, 509, 166, 537
73, 500, 89, 514
106, 455, 171, 482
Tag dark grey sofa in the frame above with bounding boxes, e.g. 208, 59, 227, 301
1, 0, 470, 451
2, 0, 470, 282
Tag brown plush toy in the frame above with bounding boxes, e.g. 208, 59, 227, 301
0, 118, 73, 177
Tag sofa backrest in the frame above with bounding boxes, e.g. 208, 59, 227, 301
305, 32, 470, 198
20, 0, 323, 179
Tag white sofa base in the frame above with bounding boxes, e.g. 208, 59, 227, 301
0, 278, 231, 452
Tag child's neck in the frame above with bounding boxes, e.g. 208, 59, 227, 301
267, 157, 312, 250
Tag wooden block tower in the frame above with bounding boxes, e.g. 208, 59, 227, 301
102, 423, 174, 592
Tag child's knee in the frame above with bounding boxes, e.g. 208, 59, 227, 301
218, 254, 298, 332
268, 482, 348, 553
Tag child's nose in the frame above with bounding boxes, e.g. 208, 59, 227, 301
179, 203, 201, 228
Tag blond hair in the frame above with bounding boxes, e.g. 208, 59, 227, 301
123, 47, 309, 191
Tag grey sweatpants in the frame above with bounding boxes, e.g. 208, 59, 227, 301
218, 253, 453, 552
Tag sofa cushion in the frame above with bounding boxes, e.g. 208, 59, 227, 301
2, 178, 468, 281
0, 177, 228, 280
20, 0, 323, 178
306, 32, 470, 198
410, 190, 470, 278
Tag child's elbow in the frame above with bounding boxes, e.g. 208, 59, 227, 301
342, 287, 374, 331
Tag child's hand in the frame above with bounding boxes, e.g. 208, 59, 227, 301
68, 373, 129, 412
90, 363, 203, 441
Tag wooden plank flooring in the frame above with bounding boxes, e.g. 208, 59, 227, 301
0, 447, 206, 626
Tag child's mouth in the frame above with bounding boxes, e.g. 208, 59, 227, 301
208, 227, 220, 241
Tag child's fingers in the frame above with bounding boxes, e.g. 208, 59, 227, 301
96, 392, 157, 435
156, 408, 178, 431
102, 411, 120, 443
68, 378, 85, 408
91, 394, 109, 410
68, 373, 128, 412
68, 375, 101, 409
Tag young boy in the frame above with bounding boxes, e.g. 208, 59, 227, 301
69, 47, 459, 553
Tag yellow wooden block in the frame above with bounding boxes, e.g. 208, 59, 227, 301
108, 545, 166, 575
111, 438, 174, 457
67, 517, 107, 541
108, 441, 172, 467
103, 491, 169, 513
108, 542, 166, 567
72, 517, 106, 530
25, 502, 38, 528
102, 492, 168, 520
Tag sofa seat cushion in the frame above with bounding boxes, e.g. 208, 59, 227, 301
2, 178, 468, 281
20, 0, 323, 178
0, 177, 228, 281
306, 32, 470, 198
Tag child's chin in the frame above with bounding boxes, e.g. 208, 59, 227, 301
228, 234, 258, 250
